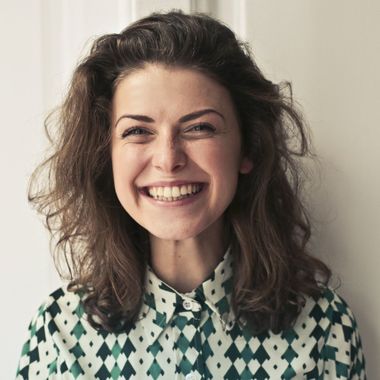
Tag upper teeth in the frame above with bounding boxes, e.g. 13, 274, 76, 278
148, 184, 201, 198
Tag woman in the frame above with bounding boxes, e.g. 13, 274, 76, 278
17, 10, 366, 379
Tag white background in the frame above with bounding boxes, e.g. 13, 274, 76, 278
1, 0, 378, 378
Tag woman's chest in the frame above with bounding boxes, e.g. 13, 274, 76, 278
52, 312, 334, 379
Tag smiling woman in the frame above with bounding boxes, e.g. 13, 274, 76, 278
16, 10, 366, 380
111, 65, 252, 254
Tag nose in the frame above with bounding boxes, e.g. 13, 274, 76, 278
152, 133, 187, 173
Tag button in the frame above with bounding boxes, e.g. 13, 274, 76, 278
182, 299, 201, 312
185, 372, 196, 380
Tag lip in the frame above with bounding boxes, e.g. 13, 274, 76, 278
139, 183, 207, 207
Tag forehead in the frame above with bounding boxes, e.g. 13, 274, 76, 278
112, 64, 235, 120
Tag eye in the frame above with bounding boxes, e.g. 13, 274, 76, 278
121, 127, 151, 139
188, 123, 216, 133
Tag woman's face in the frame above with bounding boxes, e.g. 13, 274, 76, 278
111, 64, 252, 241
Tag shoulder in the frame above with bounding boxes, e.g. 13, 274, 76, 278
20, 285, 87, 353
44, 285, 84, 315
16, 286, 88, 378
292, 287, 365, 357
30, 285, 84, 326
294, 286, 361, 337
293, 287, 366, 378
301, 287, 359, 329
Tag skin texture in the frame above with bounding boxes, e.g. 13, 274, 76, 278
111, 64, 252, 292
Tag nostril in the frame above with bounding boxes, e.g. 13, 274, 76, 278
152, 147, 187, 171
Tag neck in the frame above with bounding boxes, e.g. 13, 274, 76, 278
148, 219, 229, 293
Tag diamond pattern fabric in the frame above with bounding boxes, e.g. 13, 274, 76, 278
16, 248, 366, 379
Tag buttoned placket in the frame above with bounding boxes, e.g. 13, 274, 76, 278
141, 247, 235, 380
174, 295, 239, 380
173, 294, 205, 380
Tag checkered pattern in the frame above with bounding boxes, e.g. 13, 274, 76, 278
16, 248, 366, 379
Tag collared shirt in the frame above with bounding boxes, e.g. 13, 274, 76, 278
16, 248, 366, 379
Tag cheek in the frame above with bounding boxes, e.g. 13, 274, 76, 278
199, 147, 241, 205
111, 149, 124, 185
111, 147, 136, 192
203, 141, 242, 175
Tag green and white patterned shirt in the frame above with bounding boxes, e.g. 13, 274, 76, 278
17, 249, 366, 379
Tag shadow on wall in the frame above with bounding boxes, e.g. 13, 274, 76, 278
305, 156, 375, 376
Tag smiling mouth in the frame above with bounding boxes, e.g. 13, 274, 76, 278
141, 183, 205, 202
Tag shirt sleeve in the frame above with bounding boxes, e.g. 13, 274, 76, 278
16, 301, 59, 379
321, 291, 367, 379
348, 316, 367, 379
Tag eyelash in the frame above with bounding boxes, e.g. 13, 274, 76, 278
188, 123, 215, 132
121, 127, 149, 138
121, 123, 215, 139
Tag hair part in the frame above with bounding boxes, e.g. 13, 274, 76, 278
29, 10, 331, 333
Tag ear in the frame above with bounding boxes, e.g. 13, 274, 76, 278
239, 157, 253, 174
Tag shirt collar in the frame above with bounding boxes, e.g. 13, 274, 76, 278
137, 247, 236, 345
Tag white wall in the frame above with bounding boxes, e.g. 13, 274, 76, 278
1, 1, 48, 375
240, 2, 379, 378
1, 0, 378, 377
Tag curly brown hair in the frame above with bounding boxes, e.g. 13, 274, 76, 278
29, 10, 331, 334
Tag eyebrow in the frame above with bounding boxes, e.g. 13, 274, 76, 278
114, 108, 225, 128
